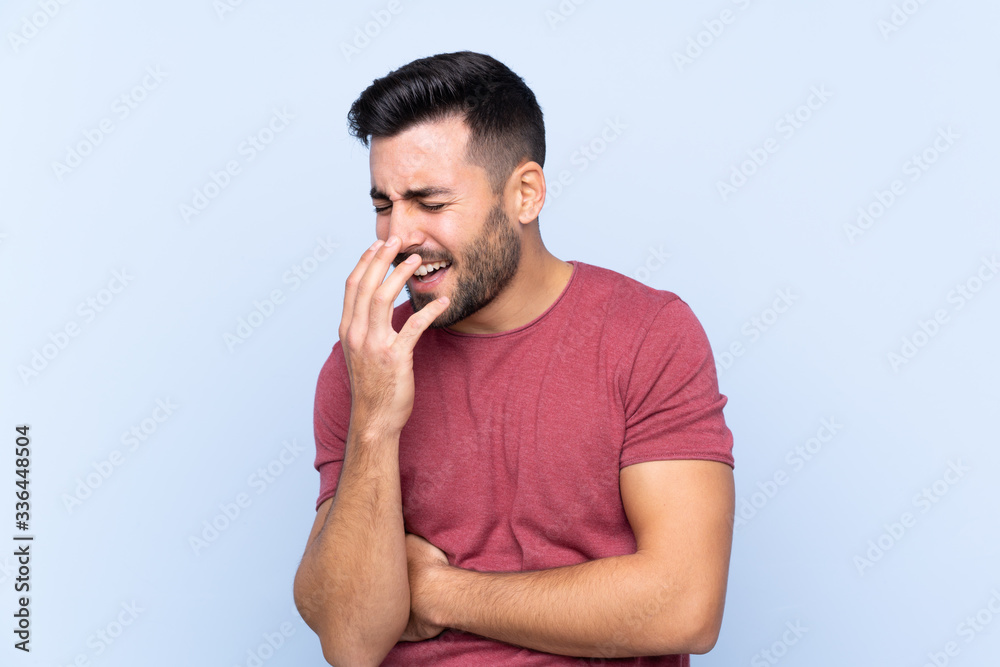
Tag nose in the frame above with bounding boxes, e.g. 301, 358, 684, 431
380, 201, 427, 256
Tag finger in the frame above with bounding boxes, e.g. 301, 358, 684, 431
395, 295, 450, 350
340, 239, 384, 339
369, 253, 422, 331
351, 236, 401, 335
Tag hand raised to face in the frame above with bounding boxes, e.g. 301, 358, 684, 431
338, 236, 450, 436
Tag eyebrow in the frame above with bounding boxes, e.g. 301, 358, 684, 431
369, 185, 456, 201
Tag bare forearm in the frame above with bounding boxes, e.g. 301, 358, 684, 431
295, 425, 408, 665
429, 553, 712, 658
295, 235, 450, 664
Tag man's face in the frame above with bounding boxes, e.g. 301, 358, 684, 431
369, 115, 521, 329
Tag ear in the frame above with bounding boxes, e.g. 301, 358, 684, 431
509, 160, 546, 225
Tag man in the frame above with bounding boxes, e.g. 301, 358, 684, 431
293, 51, 735, 666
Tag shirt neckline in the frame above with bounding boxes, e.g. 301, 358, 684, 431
440, 260, 581, 339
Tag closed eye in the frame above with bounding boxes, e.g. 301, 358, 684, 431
372, 202, 447, 214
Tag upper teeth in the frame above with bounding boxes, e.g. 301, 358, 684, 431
414, 261, 450, 277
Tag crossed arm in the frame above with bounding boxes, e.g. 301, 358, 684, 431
292, 238, 734, 664
403, 458, 735, 658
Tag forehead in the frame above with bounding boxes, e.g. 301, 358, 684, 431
369, 115, 488, 196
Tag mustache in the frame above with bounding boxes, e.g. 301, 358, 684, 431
394, 252, 453, 266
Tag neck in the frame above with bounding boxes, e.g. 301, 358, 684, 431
446, 237, 573, 335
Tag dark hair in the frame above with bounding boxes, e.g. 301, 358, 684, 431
348, 51, 545, 196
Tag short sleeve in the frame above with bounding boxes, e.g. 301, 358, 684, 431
313, 342, 351, 510
620, 297, 734, 470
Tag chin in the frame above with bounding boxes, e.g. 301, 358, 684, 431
407, 290, 449, 327
427, 299, 458, 329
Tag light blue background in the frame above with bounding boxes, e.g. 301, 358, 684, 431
2, 1, 998, 665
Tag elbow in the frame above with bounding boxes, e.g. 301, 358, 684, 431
303, 612, 407, 667
292, 564, 324, 629
320, 643, 384, 667
293, 567, 408, 666
315, 616, 408, 667
684, 620, 722, 655
650, 616, 722, 656
676, 595, 725, 655
647, 590, 725, 656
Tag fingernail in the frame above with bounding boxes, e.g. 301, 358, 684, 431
405, 255, 420, 263
369, 240, 383, 251
386, 235, 400, 246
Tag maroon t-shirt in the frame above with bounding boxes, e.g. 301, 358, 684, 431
312, 260, 734, 665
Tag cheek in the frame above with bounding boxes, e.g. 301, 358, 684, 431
375, 218, 389, 241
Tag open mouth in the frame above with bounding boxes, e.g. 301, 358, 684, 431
413, 260, 451, 284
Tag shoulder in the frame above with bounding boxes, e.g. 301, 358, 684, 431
568, 263, 716, 387
571, 261, 691, 331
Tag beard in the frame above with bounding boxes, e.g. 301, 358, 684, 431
403, 199, 521, 329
